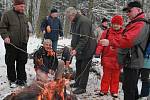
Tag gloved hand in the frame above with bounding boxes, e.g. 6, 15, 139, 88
36, 58, 43, 66
37, 58, 43, 66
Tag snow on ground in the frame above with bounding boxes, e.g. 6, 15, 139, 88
0, 36, 146, 100
0, 36, 73, 99
0, 37, 5, 67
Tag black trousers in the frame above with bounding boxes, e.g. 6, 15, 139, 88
75, 57, 92, 89
5, 43, 28, 82
123, 67, 139, 100
139, 68, 150, 97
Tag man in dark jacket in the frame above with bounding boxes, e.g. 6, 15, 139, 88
65, 7, 97, 94
40, 8, 63, 52
100, 1, 150, 100
34, 39, 65, 82
0, 0, 29, 88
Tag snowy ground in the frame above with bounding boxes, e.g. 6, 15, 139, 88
0, 36, 148, 100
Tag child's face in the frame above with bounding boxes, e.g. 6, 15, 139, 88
112, 24, 122, 30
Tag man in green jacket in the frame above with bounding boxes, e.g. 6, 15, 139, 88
0, 0, 29, 88
65, 7, 96, 94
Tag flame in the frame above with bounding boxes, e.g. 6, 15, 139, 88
4, 78, 71, 100
37, 95, 42, 100
36, 78, 67, 100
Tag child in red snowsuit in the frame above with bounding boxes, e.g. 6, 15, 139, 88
95, 15, 124, 98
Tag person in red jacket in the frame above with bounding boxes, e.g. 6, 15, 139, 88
95, 15, 124, 98
100, 1, 150, 100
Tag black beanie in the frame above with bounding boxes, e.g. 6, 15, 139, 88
102, 17, 108, 23
51, 9, 58, 13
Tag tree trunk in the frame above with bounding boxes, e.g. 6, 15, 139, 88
28, 0, 33, 23
88, 0, 94, 20
35, 0, 51, 37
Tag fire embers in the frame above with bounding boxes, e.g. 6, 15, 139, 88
3, 81, 42, 100
37, 79, 65, 100
3, 79, 78, 100
36, 79, 78, 100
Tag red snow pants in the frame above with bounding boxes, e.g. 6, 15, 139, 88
100, 67, 121, 94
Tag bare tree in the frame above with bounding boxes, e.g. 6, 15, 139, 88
88, 0, 94, 19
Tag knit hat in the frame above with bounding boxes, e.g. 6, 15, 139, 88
51, 8, 58, 13
13, 0, 25, 5
102, 17, 108, 23
123, 1, 142, 12
111, 15, 123, 26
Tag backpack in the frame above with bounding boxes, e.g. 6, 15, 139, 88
131, 18, 150, 58
118, 18, 150, 65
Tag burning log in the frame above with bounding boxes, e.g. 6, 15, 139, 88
3, 81, 42, 100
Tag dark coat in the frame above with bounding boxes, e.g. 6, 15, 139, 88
40, 16, 63, 41
71, 14, 96, 59
0, 9, 29, 46
34, 46, 58, 73
61, 46, 71, 63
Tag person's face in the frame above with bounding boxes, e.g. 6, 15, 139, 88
112, 24, 122, 31
14, 4, 25, 13
66, 14, 76, 22
43, 42, 51, 51
102, 21, 108, 27
126, 7, 141, 20
51, 12, 59, 18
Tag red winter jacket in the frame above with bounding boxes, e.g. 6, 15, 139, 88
109, 12, 150, 69
96, 27, 124, 69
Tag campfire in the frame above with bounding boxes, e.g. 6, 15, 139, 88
4, 69, 78, 100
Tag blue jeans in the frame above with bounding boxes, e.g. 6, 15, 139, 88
52, 40, 58, 52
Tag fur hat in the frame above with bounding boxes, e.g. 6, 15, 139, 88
123, 1, 142, 12
51, 8, 58, 13
13, 0, 25, 5
111, 15, 123, 26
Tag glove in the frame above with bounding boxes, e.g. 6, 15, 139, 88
37, 58, 43, 66
35, 58, 43, 66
